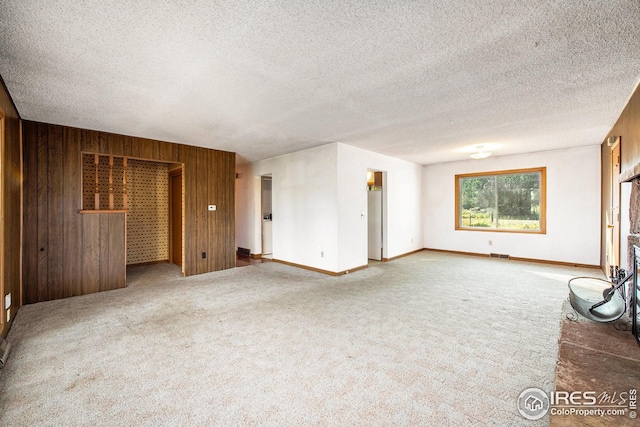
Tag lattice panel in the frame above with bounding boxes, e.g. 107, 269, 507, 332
82, 154, 125, 210
126, 159, 170, 265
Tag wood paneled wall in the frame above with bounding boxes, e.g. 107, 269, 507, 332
0, 77, 22, 338
601, 82, 640, 270
22, 121, 236, 304
611, 83, 640, 173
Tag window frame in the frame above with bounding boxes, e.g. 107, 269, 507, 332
455, 167, 546, 234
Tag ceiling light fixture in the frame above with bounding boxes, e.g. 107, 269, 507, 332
470, 146, 492, 159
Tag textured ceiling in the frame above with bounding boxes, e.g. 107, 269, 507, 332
1, 1, 640, 165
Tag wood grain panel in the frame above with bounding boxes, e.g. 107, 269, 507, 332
109, 214, 126, 289
108, 133, 124, 156
36, 123, 49, 302
123, 135, 133, 157
158, 141, 173, 162
22, 122, 37, 304
614, 83, 640, 173
184, 146, 197, 275
139, 138, 157, 160
207, 150, 217, 271
129, 137, 141, 158
47, 124, 64, 300
81, 214, 100, 294
196, 147, 208, 274
63, 127, 81, 297
98, 214, 110, 291
99, 131, 110, 155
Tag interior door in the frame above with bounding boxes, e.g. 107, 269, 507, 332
170, 169, 182, 267
368, 190, 382, 260
607, 143, 621, 273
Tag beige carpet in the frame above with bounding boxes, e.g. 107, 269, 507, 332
0, 251, 602, 426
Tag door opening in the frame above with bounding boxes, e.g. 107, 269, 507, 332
261, 176, 273, 259
606, 140, 621, 274
367, 170, 384, 263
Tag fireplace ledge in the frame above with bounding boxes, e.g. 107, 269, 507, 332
619, 163, 640, 182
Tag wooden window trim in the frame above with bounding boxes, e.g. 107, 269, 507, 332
455, 167, 546, 234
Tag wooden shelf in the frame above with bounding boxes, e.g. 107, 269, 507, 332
79, 210, 128, 214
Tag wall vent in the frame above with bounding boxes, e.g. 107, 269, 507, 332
237, 247, 250, 256
490, 253, 510, 259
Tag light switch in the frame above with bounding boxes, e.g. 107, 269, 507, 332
208, 205, 216, 211
4, 293, 10, 309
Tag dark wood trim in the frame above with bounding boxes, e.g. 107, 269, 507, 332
250, 253, 263, 259
272, 258, 368, 276
423, 248, 600, 269
382, 248, 424, 262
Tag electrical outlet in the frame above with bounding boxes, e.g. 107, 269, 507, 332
202, 252, 206, 259
6, 309, 10, 323
321, 251, 324, 258
488, 240, 493, 246
4, 293, 10, 309
208, 205, 216, 211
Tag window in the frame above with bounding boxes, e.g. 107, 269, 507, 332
455, 167, 546, 233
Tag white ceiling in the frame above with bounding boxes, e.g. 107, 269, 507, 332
1, 1, 639, 165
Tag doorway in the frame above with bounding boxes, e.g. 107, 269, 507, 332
169, 167, 183, 267
367, 170, 384, 263
606, 139, 621, 273
261, 176, 273, 259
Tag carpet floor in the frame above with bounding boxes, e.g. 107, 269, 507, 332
0, 251, 602, 426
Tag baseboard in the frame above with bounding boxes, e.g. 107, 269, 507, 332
382, 248, 425, 262
272, 259, 368, 276
250, 253, 262, 259
423, 248, 600, 269
127, 259, 169, 267
508, 256, 600, 269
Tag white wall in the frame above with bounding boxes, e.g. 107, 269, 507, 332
423, 146, 601, 265
336, 143, 423, 271
235, 142, 424, 273
245, 144, 340, 271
